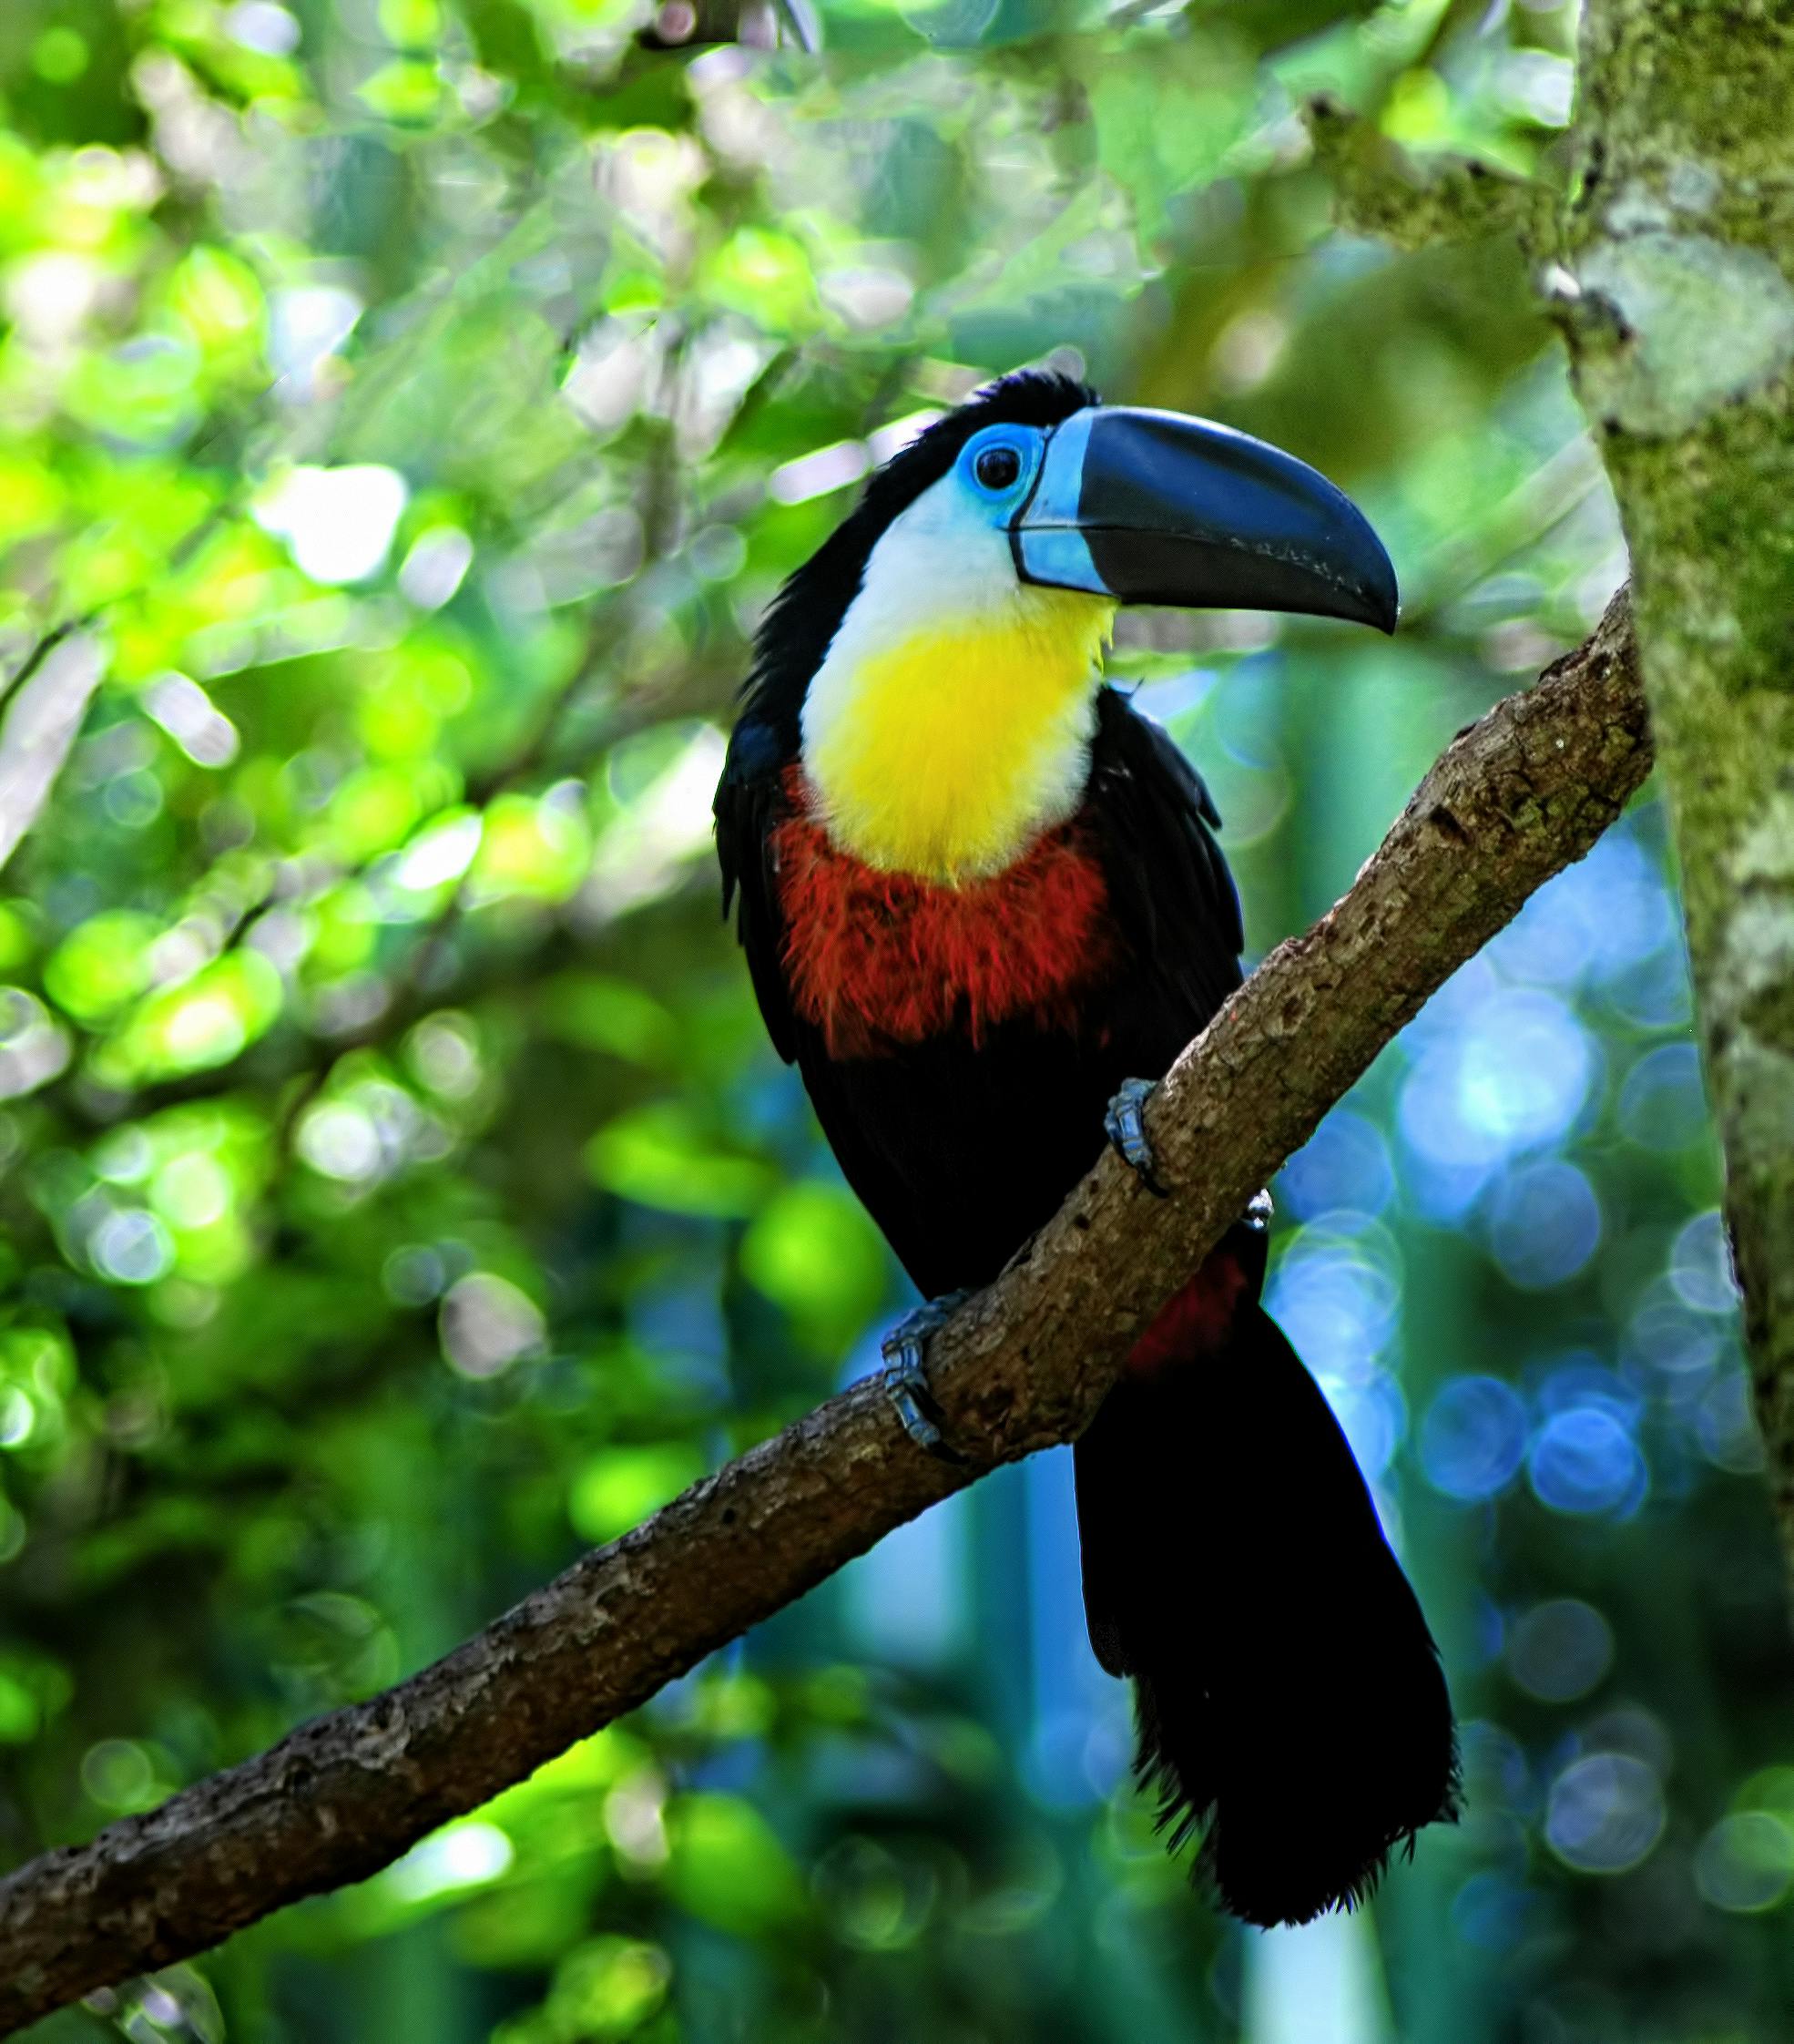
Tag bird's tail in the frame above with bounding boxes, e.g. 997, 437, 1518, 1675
1074, 1224, 1459, 1927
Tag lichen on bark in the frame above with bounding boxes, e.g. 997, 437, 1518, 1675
1557, 3, 1794, 1574
1303, 95, 1557, 250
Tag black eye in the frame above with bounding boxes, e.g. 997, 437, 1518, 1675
973, 445, 1022, 491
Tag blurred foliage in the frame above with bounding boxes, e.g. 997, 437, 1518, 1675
0, 1, 1789, 2040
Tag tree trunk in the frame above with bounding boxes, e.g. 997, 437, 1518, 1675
1559, 3, 1794, 1575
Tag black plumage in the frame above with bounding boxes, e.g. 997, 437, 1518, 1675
720, 681, 1242, 1293
1075, 1227, 1460, 1924
716, 371, 1458, 1924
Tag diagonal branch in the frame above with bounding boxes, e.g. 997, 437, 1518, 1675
0, 593, 1648, 2037
0, 629, 107, 880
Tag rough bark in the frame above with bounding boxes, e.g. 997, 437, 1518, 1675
1556, 6, 1794, 1573
0, 598, 1647, 2037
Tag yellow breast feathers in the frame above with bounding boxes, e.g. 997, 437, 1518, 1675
800, 591, 1115, 885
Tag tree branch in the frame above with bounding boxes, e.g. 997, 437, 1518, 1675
0, 593, 1648, 2037
0, 629, 107, 880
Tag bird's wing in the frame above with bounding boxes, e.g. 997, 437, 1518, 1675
1085, 686, 1247, 1046
718, 729, 958, 1280
714, 711, 800, 1065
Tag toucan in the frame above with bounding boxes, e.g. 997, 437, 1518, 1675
715, 370, 1459, 1926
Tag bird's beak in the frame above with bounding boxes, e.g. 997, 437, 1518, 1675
1010, 407, 1399, 633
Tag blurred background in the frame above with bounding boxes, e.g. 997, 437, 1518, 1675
1, 0, 1789, 2039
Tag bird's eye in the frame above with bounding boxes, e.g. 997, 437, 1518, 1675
973, 445, 1023, 492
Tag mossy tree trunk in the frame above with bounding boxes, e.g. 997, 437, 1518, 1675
1558, 4, 1794, 1573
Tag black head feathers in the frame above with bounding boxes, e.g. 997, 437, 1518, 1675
739, 370, 1097, 747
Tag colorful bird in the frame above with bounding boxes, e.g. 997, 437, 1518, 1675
716, 370, 1458, 1926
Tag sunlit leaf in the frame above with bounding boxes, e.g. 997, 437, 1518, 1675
567, 1443, 705, 1544
471, 792, 592, 903
100, 952, 285, 1082
585, 1102, 771, 1216
43, 911, 161, 1026
739, 1180, 887, 1350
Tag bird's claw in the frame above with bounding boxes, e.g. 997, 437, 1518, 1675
880, 1291, 973, 1462
1244, 1187, 1274, 1233
1106, 1077, 1169, 1197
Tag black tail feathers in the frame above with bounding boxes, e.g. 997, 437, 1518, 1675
1075, 1292, 1459, 1928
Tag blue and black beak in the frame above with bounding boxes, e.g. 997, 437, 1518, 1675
1010, 407, 1399, 633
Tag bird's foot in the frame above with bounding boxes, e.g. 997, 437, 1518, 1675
880, 1291, 973, 1462
1243, 1187, 1274, 1234
1105, 1078, 1168, 1197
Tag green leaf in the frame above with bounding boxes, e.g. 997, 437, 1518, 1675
357, 58, 449, 124
43, 911, 161, 1026
567, 1444, 706, 1544
739, 1180, 888, 1350
99, 952, 285, 1083
472, 792, 592, 903
585, 1103, 772, 1217
1087, 37, 1255, 249
664, 1794, 803, 1935
537, 972, 677, 1065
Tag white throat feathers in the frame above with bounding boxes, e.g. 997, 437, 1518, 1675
799, 485, 1115, 885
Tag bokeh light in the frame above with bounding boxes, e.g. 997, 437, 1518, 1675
1529, 1406, 1646, 1518
1279, 1109, 1395, 1221
1545, 1753, 1666, 1875
1617, 1044, 1710, 1152
1694, 1814, 1794, 1915
1505, 1599, 1615, 1704
1484, 1160, 1602, 1290
1399, 981, 1598, 1221
1420, 1376, 1530, 1501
